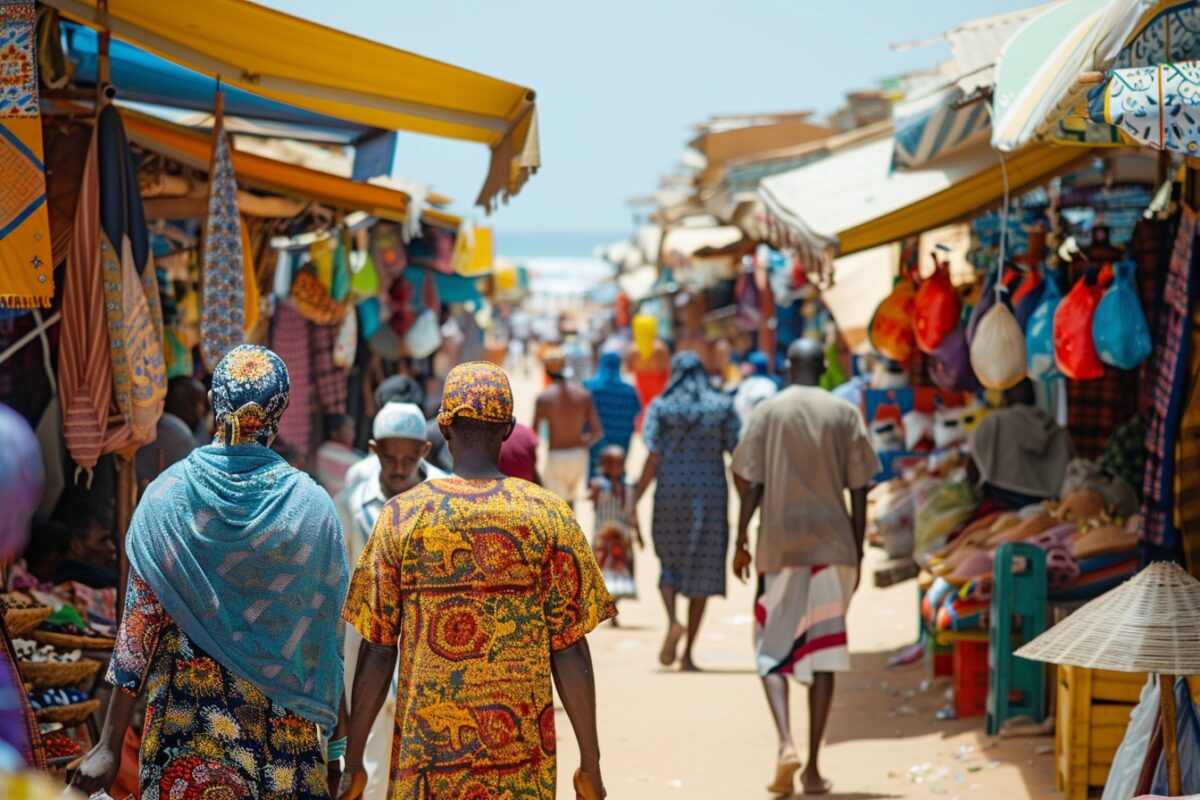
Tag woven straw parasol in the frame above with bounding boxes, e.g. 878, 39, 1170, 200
1016, 562, 1200, 795
1015, 561, 1200, 672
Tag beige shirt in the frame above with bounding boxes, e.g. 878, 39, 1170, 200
731, 385, 880, 571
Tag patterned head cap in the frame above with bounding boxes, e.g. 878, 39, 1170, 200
541, 346, 565, 374
211, 345, 291, 446
436, 361, 514, 427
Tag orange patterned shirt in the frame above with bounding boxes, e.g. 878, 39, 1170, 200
343, 477, 615, 799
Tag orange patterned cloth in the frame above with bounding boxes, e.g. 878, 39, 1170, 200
343, 477, 615, 799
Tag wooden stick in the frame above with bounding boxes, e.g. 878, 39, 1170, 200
1161, 673, 1181, 797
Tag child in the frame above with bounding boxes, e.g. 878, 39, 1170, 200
589, 445, 642, 614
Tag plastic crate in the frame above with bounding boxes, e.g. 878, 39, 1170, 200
954, 639, 989, 718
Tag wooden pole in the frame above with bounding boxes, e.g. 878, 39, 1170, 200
1161, 673, 1182, 797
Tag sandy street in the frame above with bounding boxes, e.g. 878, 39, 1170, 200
506, 373, 1059, 800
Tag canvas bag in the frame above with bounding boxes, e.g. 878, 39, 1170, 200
404, 270, 442, 359
914, 254, 962, 354
970, 298, 1027, 390
1093, 260, 1151, 370
1026, 270, 1062, 381
868, 271, 917, 363
1054, 269, 1106, 380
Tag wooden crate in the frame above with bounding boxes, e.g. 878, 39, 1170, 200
1056, 666, 1200, 799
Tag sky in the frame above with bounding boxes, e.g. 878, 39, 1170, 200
261, 0, 1041, 236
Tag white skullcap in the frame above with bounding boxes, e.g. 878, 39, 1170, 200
372, 402, 427, 441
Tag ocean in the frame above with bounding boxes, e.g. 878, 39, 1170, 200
494, 229, 625, 298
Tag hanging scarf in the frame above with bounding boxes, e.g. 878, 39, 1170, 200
654, 351, 729, 425
128, 446, 347, 732
0, 0, 53, 310
97, 105, 165, 450
200, 120, 245, 370
60, 105, 165, 474
128, 346, 347, 732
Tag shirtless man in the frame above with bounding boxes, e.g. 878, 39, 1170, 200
534, 348, 603, 509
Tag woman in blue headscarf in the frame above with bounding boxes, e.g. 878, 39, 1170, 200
635, 352, 740, 671
583, 350, 642, 476
73, 345, 349, 799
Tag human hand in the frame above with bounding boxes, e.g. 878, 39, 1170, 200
337, 766, 367, 800
733, 543, 752, 584
68, 742, 119, 796
573, 767, 606, 799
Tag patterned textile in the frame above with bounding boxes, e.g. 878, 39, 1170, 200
583, 352, 641, 476
1066, 365, 1139, 461
97, 104, 166, 452
1142, 206, 1198, 547
1100, 415, 1146, 500
200, 123, 244, 370
128, 347, 347, 732
59, 105, 167, 472
1176, 282, 1200, 577
755, 565, 854, 684
311, 321, 347, 417
290, 269, 347, 326
211, 345, 290, 447
592, 478, 636, 599
643, 353, 740, 597
272, 301, 315, 456
0, 0, 53, 310
1089, 63, 1200, 154
343, 477, 614, 799
436, 361, 514, 426
109, 574, 329, 800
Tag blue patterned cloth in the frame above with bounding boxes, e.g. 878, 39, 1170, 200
128, 345, 348, 733
584, 351, 641, 475
643, 353, 740, 597
200, 123, 245, 371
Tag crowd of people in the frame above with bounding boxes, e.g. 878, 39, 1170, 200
40, 303, 909, 799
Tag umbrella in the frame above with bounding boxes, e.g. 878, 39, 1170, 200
1016, 562, 1200, 795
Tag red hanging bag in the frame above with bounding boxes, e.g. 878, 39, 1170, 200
1053, 267, 1106, 380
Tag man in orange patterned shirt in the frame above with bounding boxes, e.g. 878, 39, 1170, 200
340, 361, 614, 800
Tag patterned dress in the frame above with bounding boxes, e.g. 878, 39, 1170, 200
642, 358, 740, 598
108, 573, 329, 800
343, 477, 615, 800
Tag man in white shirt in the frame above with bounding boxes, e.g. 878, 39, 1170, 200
335, 401, 446, 800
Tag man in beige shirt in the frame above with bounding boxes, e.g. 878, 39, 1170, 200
731, 339, 879, 797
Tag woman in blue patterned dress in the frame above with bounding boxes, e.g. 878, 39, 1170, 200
635, 352, 739, 671
71, 346, 349, 800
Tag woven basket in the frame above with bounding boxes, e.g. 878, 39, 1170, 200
17, 658, 100, 690
4, 607, 51, 638
30, 630, 115, 651
34, 699, 99, 727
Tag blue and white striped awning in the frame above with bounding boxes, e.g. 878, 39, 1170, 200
892, 84, 991, 170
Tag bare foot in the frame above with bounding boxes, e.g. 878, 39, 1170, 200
801, 768, 831, 795
659, 622, 685, 666
679, 654, 701, 672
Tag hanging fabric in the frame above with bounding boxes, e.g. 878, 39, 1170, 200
0, 0, 54, 309
239, 216, 260, 335
330, 234, 351, 302
199, 102, 245, 370
1053, 269, 1106, 380
913, 253, 961, 354
1089, 63, 1200, 154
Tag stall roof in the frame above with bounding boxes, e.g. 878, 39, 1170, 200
45, 0, 540, 208
758, 136, 1094, 267
989, 0, 1191, 152
123, 109, 461, 229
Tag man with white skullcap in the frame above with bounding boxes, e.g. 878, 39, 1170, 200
335, 401, 445, 800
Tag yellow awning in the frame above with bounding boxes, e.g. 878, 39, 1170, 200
45, 0, 539, 209
759, 135, 1095, 271
122, 109, 460, 229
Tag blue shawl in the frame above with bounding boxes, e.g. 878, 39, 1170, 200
128, 444, 348, 733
